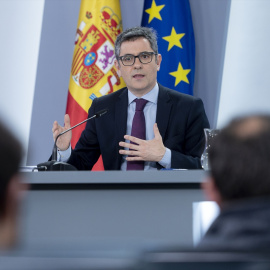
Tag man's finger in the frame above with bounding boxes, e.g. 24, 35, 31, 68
64, 114, 71, 129
119, 149, 140, 156
119, 141, 139, 150
52, 121, 58, 133
153, 123, 161, 138
126, 156, 143, 161
124, 135, 142, 144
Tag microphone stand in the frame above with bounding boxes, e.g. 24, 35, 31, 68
37, 109, 108, 171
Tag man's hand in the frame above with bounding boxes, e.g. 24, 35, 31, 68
119, 123, 166, 162
52, 114, 72, 151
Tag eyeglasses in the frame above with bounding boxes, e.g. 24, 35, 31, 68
118, 52, 157, 66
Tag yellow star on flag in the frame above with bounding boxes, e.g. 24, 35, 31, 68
145, 0, 165, 23
163, 27, 185, 51
169, 62, 191, 86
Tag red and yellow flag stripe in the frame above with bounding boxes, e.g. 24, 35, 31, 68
66, 0, 125, 170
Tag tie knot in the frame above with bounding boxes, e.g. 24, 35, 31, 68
135, 98, 148, 111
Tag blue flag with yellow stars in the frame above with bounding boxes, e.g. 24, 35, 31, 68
141, 0, 195, 95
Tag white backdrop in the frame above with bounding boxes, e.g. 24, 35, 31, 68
0, 0, 44, 164
217, 0, 270, 128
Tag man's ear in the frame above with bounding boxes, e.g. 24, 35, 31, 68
156, 54, 162, 71
114, 59, 121, 77
5, 175, 20, 214
201, 176, 222, 207
5, 174, 28, 216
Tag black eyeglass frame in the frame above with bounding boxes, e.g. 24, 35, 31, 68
118, 52, 158, 66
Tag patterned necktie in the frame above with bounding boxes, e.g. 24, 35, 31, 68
126, 98, 148, 170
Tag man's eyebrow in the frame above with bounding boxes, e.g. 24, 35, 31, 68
122, 51, 151, 56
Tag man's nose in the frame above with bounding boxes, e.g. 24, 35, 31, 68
133, 56, 142, 67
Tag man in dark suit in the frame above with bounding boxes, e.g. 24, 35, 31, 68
52, 26, 209, 170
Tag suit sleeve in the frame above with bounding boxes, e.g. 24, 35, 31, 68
169, 98, 209, 169
67, 99, 100, 170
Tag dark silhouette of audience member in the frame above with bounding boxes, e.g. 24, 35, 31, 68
199, 115, 270, 251
0, 120, 24, 250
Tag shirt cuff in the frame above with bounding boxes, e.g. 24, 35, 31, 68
158, 148, 171, 169
57, 145, 71, 162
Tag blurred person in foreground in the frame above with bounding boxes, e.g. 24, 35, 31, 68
0, 120, 24, 250
199, 115, 270, 251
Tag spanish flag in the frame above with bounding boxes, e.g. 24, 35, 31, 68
66, 0, 125, 170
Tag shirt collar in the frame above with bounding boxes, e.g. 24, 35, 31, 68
128, 83, 159, 105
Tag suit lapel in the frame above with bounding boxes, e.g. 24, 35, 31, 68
115, 88, 128, 168
156, 85, 172, 139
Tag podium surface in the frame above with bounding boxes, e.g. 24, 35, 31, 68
23, 169, 205, 185
20, 170, 207, 249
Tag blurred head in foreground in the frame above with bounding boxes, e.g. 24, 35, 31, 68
0, 120, 24, 250
203, 115, 270, 207
200, 115, 270, 250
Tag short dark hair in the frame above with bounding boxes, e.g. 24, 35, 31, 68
115, 26, 158, 59
0, 120, 23, 217
209, 115, 270, 202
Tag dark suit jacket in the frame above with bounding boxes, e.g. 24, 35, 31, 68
68, 84, 210, 170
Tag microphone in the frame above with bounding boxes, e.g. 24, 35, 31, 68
52, 109, 108, 161
37, 109, 108, 171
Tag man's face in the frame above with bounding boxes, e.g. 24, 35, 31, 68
115, 37, 161, 97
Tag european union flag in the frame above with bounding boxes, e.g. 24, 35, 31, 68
141, 0, 195, 95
